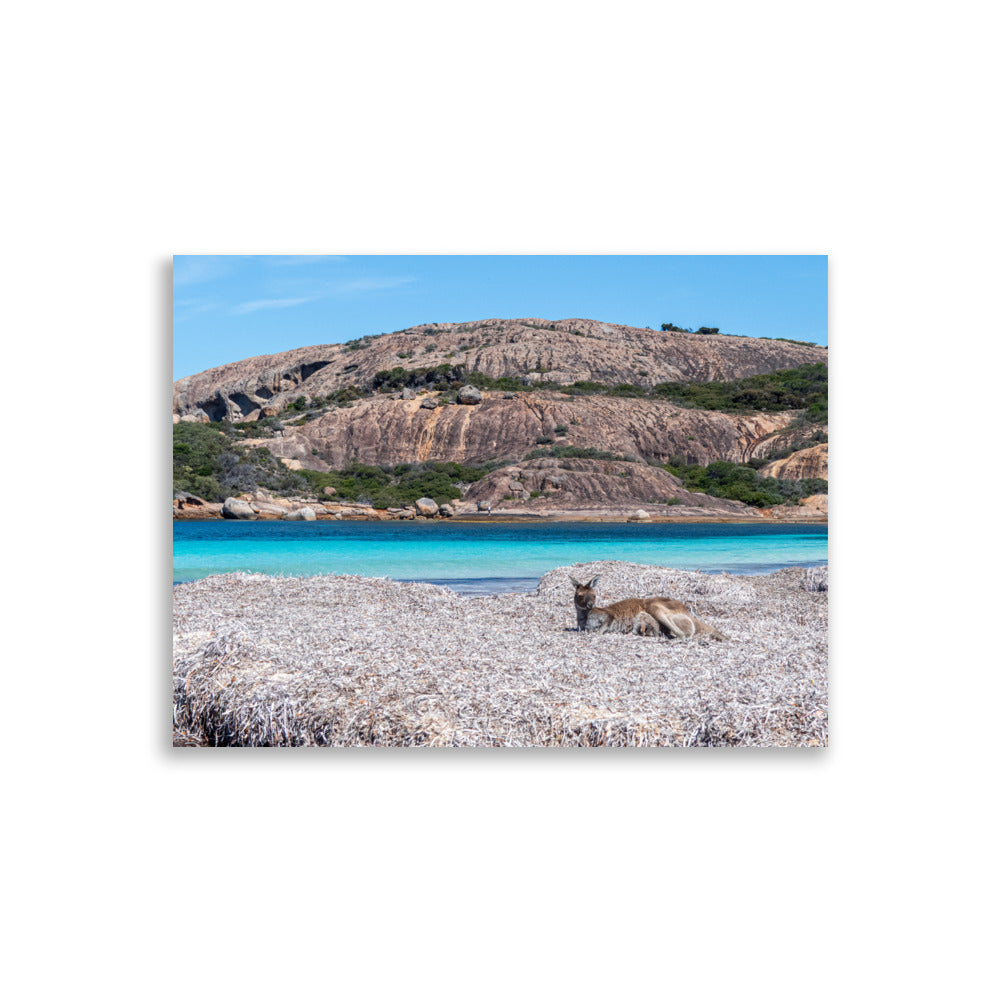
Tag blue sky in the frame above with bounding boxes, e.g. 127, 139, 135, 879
173, 255, 828, 380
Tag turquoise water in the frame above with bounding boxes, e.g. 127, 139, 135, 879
173, 521, 828, 593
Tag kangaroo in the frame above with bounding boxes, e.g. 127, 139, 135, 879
570, 576, 727, 640
570, 576, 658, 636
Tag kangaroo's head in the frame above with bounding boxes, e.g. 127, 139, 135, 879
570, 575, 600, 612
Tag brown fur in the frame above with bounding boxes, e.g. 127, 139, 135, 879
570, 576, 727, 640
584, 598, 661, 636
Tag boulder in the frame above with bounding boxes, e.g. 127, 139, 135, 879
420, 396, 438, 409
323, 486, 338, 496
457, 385, 482, 405
439, 503, 455, 517
401, 387, 416, 400
415, 497, 439, 518
174, 491, 206, 507
222, 497, 257, 520
284, 507, 317, 521
633, 509, 650, 521
254, 502, 294, 517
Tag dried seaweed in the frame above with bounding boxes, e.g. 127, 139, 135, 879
173, 562, 828, 747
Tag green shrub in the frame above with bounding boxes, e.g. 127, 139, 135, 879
173, 421, 306, 501
663, 457, 826, 508
526, 445, 636, 462
650, 363, 827, 420
295, 460, 495, 508
607, 383, 645, 397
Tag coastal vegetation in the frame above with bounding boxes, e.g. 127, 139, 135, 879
546, 363, 828, 420
268, 362, 828, 423
662, 457, 827, 508
648, 363, 827, 421
173, 421, 304, 501
525, 445, 638, 463
296, 460, 497, 507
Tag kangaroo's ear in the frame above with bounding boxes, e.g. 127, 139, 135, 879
587, 575, 600, 588
569, 576, 581, 588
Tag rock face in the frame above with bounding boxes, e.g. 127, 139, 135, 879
173, 317, 827, 423
464, 458, 755, 516
762, 494, 828, 519
245, 391, 799, 472
761, 443, 828, 481
222, 497, 257, 520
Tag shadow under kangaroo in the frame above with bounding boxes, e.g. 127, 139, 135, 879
570, 575, 728, 640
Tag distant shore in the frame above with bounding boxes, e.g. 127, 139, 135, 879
174, 506, 827, 525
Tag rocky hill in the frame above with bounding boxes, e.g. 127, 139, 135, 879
173, 317, 827, 423
173, 318, 828, 518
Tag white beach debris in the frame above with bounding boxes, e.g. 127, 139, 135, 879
173, 561, 828, 747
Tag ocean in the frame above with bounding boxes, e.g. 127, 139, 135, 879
173, 520, 828, 594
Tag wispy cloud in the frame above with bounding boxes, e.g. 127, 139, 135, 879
174, 298, 220, 322
173, 255, 232, 287
232, 296, 317, 315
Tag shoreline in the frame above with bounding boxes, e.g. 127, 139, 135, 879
173, 557, 830, 593
174, 511, 828, 525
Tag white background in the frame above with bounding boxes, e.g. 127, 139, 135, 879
3, 2, 993, 997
